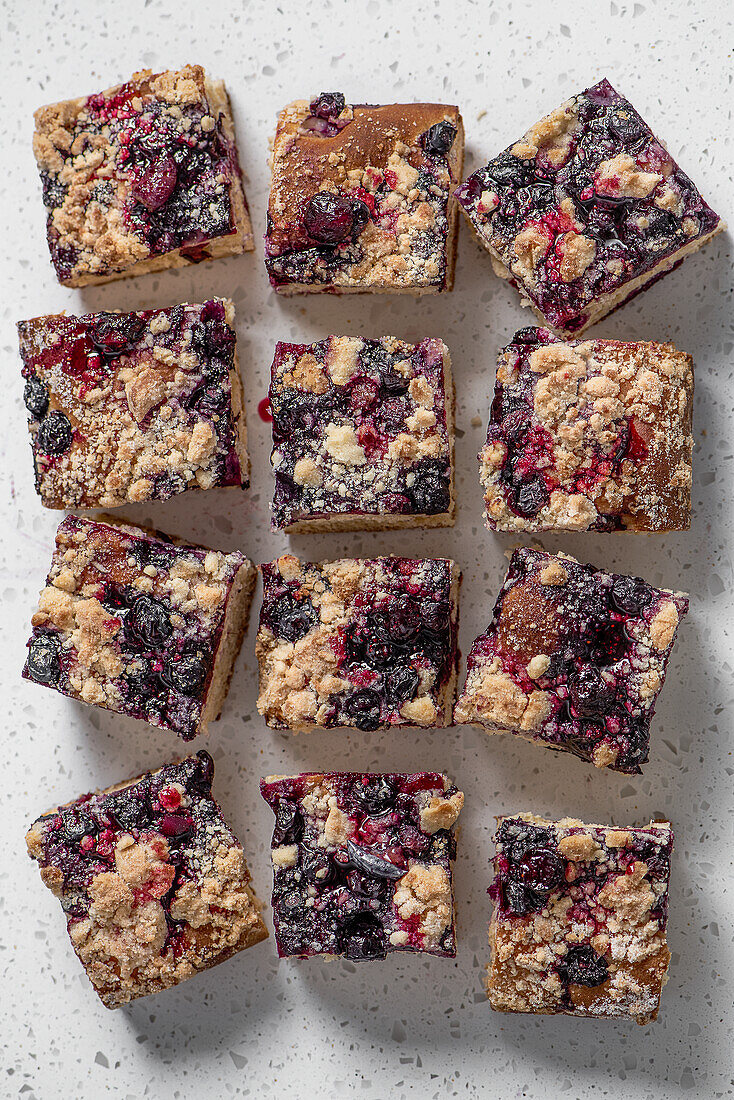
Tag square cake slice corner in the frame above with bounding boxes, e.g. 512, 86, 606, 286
26, 751, 268, 1008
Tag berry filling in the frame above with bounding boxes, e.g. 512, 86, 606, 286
261, 772, 462, 959
456, 78, 721, 331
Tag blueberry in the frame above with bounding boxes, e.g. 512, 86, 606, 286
359, 340, 393, 375
407, 458, 451, 515
272, 391, 318, 438
512, 848, 565, 892
380, 368, 409, 396
164, 653, 208, 696
23, 376, 50, 419
485, 152, 532, 189
191, 315, 236, 365
27, 633, 62, 685
273, 801, 304, 845
569, 667, 616, 717
107, 793, 149, 831
386, 598, 420, 643
607, 108, 648, 152
36, 411, 73, 456
420, 598, 450, 635
512, 476, 549, 517
355, 776, 396, 814
642, 206, 680, 245
559, 944, 609, 987
421, 121, 457, 157
268, 591, 318, 643
131, 152, 179, 211
497, 821, 554, 863
303, 192, 369, 244
346, 870, 388, 901
177, 750, 214, 795
338, 913, 387, 960
309, 92, 346, 119
385, 664, 420, 705
343, 688, 383, 731
301, 847, 337, 886
89, 312, 146, 357
62, 810, 95, 843
345, 839, 404, 880
502, 879, 545, 915
126, 595, 173, 648
122, 658, 163, 706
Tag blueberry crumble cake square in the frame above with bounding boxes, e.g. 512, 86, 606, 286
18, 298, 248, 509
455, 77, 723, 336
256, 555, 460, 732
487, 813, 673, 1023
269, 335, 455, 531
23, 515, 256, 740
264, 92, 464, 294
454, 548, 688, 773
33, 65, 253, 286
26, 751, 268, 1008
480, 327, 693, 532
261, 772, 463, 960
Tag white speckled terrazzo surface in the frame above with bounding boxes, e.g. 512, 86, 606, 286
1, 1, 732, 1097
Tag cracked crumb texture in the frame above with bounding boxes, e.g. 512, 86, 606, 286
455, 76, 723, 335
33, 65, 253, 286
479, 327, 693, 533
260, 772, 463, 959
18, 298, 248, 508
269, 334, 455, 531
454, 547, 688, 774
23, 514, 255, 739
25, 751, 267, 1008
487, 813, 673, 1024
256, 554, 460, 732
265, 93, 464, 293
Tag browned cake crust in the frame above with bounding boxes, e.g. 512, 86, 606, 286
480, 332, 693, 532
34, 65, 253, 286
265, 97, 464, 293
26, 753, 268, 1008
487, 814, 673, 1024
